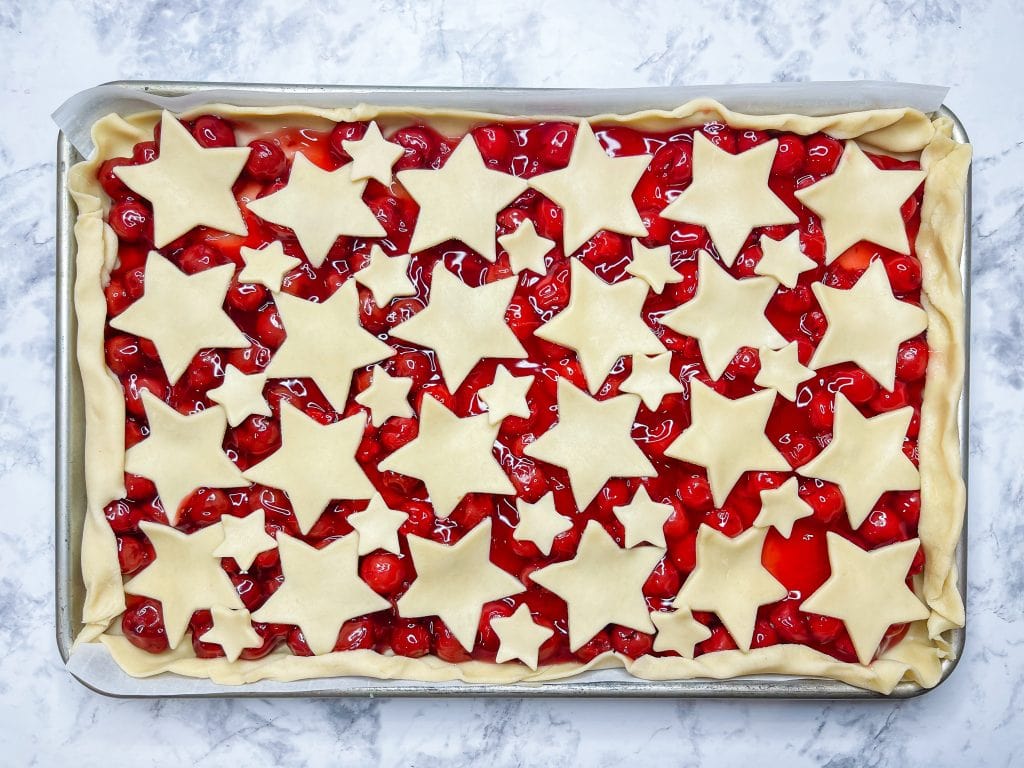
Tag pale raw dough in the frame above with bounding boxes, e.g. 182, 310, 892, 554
353, 364, 414, 427
754, 232, 815, 288
497, 220, 554, 276
650, 608, 712, 658
206, 365, 271, 427
754, 342, 814, 401
753, 477, 813, 538
625, 239, 682, 293
212, 508, 277, 572
619, 351, 684, 411
352, 245, 416, 307
513, 492, 572, 556
491, 604, 554, 671
238, 241, 300, 292
477, 365, 534, 425
343, 121, 404, 184
347, 494, 408, 555
199, 606, 263, 663
612, 486, 674, 548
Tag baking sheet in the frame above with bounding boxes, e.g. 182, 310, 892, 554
54, 81, 968, 698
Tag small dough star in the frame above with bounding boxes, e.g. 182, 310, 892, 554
114, 111, 249, 247
478, 365, 534, 425
513, 492, 572, 556
213, 508, 277, 571
354, 364, 414, 427
620, 352, 684, 411
613, 486, 674, 548
626, 239, 682, 293
348, 493, 408, 555
492, 604, 555, 670
199, 606, 263, 663
650, 608, 712, 658
207, 365, 271, 427
353, 245, 416, 307
238, 241, 300, 292
755, 232, 816, 288
755, 342, 814, 401
343, 121, 404, 184
753, 477, 813, 538
498, 219, 554, 275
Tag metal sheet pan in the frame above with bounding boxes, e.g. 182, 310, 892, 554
54, 82, 970, 698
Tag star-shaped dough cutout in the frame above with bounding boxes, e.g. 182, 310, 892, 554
343, 121, 404, 184
378, 396, 514, 518
613, 486, 674, 548
755, 342, 814, 401
755, 232, 816, 288
659, 133, 799, 266
665, 380, 788, 508
531, 520, 664, 651
252, 533, 390, 655
660, 250, 785, 380
125, 393, 245, 524
247, 153, 384, 267
620, 352, 684, 411
535, 260, 665, 393
513, 492, 572, 556
478, 365, 534, 425
497, 219, 554, 275
243, 403, 375, 534
207, 365, 271, 427
125, 522, 243, 649
650, 608, 712, 658
266, 281, 395, 410
797, 394, 918, 528
238, 241, 300, 292
353, 245, 416, 307
348, 493, 408, 555
398, 135, 527, 261
529, 121, 651, 254
809, 259, 928, 390
199, 606, 263, 662
801, 534, 929, 664
390, 263, 526, 390
109, 252, 246, 384
673, 525, 787, 651
753, 477, 813, 538
212, 509, 277, 571
398, 520, 525, 649
492, 604, 555, 670
626, 239, 682, 293
524, 380, 655, 510
114, 112, 249, 248
354, 364, 414, 427
794, 141, 926, 264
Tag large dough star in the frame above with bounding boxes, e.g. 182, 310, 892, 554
531, 520, 664, 651
528, 121, 651, 255
535, 259, 665, 393
114, 111, 249, 247
797, 394, 919, 528
378, 395, 514, 519
110, 252, 247, 384
524, 380, 655, 510
659, 132, 799, 266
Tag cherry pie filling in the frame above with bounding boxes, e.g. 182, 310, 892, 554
100, 114, 926, 666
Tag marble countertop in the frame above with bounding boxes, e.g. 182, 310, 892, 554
2, 0, 1022, 764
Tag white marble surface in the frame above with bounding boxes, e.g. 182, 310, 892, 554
1, 0, 1021, 764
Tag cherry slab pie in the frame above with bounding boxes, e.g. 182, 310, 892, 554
67, 97, 970, 693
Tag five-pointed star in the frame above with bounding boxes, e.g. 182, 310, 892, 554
378, 395, 514, 518
492, 604, 555, 670
801, 534, 929, 664
343, 121, 404, 184
798, 394, 919, 528
199, 606, 263, 662
353, 245, 416, 306
478, 365, 534, 425
535, 260, 665, 393
354, 364, 414, 426
243, 403, 375, 534
213, 508, 277, 571
513, 492, 572, 556
252, 533, 390, 655
126, 393, 245, 524
532, 520, 664, 651
238, 241, 301, 292
266, 281, 395, 410
650, 608, 712, 658
620, 352, 684, 410
110, 252, 246, 384
247, 152, 385, 267
207, 365, 271, 427
348, 493, 408, 555
398, 520, 525, 649
397, 135, 527, 261
755, 232, 816, 288
529, 121, 651, 254
809, 259, 928, 390
125, 521, 243, 649
795, 141, 926, 264
660, 250, 786, 380
659, 133, 799, 266
114, 111, 249, 247
613, 486, 674, 548
626, 239, 682, 293
753, 477, 813, 538
524, 380, 655, 510
498, 219, 554, 275
389, 263, 526, 390
665, 379, 789, 508
673, 525, 788, 651
755, 342, 815, 401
